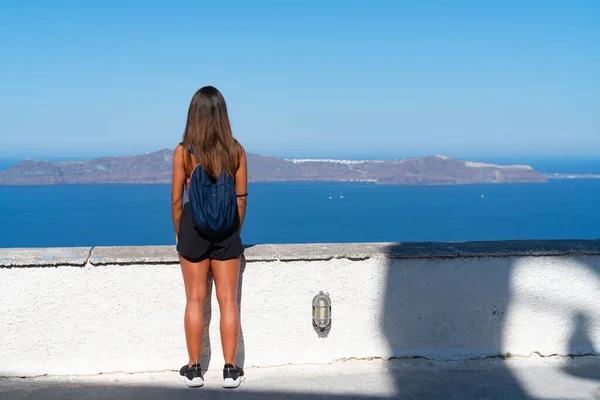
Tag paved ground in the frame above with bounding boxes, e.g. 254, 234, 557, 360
2, 356, 600, 400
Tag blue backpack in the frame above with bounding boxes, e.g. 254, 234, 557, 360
188, 146, 238, 237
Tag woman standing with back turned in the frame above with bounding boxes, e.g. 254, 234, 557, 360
171, 86, 248, 389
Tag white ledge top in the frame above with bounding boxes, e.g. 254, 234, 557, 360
1, 240, 600, 267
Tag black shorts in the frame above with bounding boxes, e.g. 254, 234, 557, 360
177, 202, 243, 262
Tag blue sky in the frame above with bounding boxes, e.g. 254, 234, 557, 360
0, 0, 598, 160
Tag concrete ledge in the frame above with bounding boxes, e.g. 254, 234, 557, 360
89, 245, 180, 265
449, 239, 600, 258
0, 247, 91, 267
2, 240, 600, 267
266, 240, 600, 261
87, 244, 281, 265
3, 240, 600, 378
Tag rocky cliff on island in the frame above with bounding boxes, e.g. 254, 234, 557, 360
0, 149, 548, 186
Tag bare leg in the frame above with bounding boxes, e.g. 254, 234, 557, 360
211, 257, 241, 365
180, 256, 210, 366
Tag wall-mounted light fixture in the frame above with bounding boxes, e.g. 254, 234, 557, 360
312, 291, 331, 338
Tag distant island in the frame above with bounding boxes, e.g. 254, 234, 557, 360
0, 149, 552, 186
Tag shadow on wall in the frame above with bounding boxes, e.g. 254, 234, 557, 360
200, 255, 247, 373
507, 254, 600, 389
562, 312, 600, 381
380, 243, 532, 399
379, 243, 600, 399
504, 254, 600, 386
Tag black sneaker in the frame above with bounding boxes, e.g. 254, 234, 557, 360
179, 362, 204, 387
223, 363, 245, 388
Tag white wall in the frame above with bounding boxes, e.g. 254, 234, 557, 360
1, 241, 600, 377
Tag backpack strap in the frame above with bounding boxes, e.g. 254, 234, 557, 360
188, 145, 201, 165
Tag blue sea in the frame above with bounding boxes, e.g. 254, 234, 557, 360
0, 178, 599, 248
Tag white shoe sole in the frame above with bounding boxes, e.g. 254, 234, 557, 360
180, 375, 204, 388
223, 375, 245, 388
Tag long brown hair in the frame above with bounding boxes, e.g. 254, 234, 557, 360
182, 86, 239, 178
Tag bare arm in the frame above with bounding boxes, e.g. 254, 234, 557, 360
235, 145, 248, 233
171, 145, 186, 242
